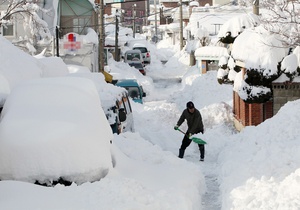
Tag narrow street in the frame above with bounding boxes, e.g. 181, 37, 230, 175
145, 78, 222, 210
184, 142, 222, 210
199, 156, 221, 210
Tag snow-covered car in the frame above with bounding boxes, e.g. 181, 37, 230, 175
128, 61, 146, 75
132, 43, 151, 64
115, 79, 146, 104
0, 77, 113, 186
67, 72, 135, 134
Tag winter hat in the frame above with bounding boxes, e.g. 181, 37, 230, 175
186, 101, 194, 109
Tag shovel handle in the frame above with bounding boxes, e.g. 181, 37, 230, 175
177, 128, 188, 136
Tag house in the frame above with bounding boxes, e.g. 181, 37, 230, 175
194, 46, 229, 73
229, 26, 287, 131
1, 0, 100, 73
106, 1, 148, 36
213, 11, 296, 131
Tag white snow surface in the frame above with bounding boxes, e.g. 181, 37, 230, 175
1, 30, 300, 210
231, 26, 286, 74
0, 77, 113, 184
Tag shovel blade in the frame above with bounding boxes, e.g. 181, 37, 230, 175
191, 137, 207, 145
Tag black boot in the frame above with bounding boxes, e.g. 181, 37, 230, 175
178, 149, 184, 158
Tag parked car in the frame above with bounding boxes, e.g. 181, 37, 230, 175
0, 77, 114, 186
128, 61, 146, 75
67, 72, 134, 134
115, 79, 146, 104
123, 49, 144, 64
107, 91, 135, 134
132, 43, 151, 64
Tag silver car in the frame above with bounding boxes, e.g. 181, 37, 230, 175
123, 49, 144, 64
132, 43, 151, 64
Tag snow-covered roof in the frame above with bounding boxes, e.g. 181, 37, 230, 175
166, 23, 180, 32
105, 24, 133, 46
189, 1, 199, 7
217, 13, 260, 38
231, 26, 286, 74
195, 46, 229, 58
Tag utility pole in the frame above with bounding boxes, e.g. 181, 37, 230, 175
115, 10, 119, 61
146, 0, 150, 25
99, 0, 105, 72
132, 4, 136, 38
154, 0, 157, 40
179, 0, 183, 50
55, 26, 60, 57
253, 0, 259, 15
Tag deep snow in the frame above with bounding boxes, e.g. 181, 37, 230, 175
0, 33, 300, 210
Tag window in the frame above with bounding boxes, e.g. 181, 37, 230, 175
122, 93, 132, 114
1, 24, 14, 36
139, 11, 144, 17
72, 17, 91, 34
60, 16, 92, 35
127, 87, 140, 99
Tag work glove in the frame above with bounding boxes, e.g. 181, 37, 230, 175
174, 125, 179, 130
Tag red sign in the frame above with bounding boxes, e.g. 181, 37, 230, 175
63, 33, 81, 53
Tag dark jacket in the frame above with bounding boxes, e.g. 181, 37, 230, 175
177, 108, 204, 134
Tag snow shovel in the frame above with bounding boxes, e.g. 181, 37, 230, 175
176, 128, 207, 145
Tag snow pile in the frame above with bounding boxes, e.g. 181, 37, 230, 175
0, 77, 113, 185
0, 36, 42, 105
217, 13, 259, 38
231, 26, 286, 73
219, 99, 300, 209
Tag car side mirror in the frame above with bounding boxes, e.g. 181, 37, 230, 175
142, 92, 146, 97
119, 108, 126, 122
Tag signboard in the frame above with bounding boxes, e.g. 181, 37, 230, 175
63, 33, 82, 55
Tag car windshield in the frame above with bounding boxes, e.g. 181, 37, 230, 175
134, 47, 147, 53
129, 63, 143, 68
125, 87, 140, 99
126, 53, 141, 60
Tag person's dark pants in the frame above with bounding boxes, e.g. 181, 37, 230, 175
179, 135, 205, 159
199, 144, 205, 159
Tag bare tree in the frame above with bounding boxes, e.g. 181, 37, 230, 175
237, 0, 300, 48
0, 0, 51, 53
259, 0, 300, 48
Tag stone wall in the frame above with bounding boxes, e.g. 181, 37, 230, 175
272, 82, 300, 115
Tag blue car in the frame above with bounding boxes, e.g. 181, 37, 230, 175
115, 79, 146, 104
